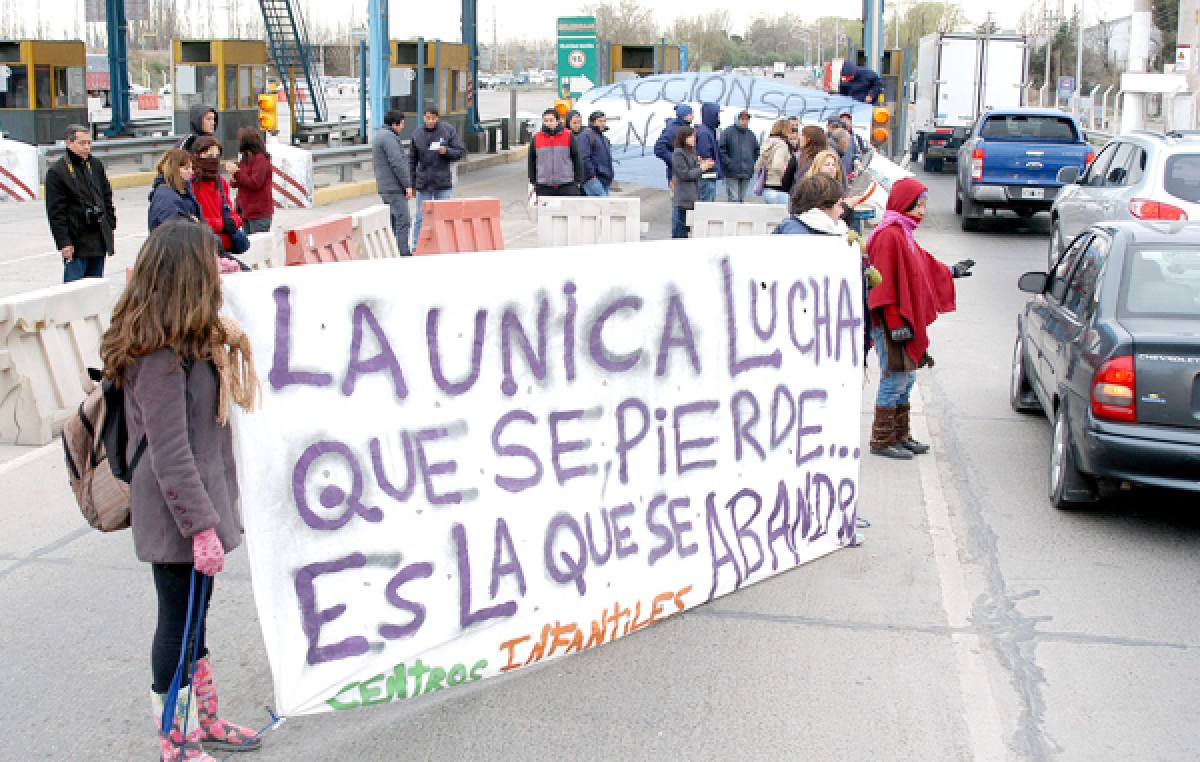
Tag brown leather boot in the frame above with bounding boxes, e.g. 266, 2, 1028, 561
895, 403, 930, 454
870, 406, 913, 459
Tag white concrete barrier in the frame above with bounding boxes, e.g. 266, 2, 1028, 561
241, 230, 286, 270
0, 279, 116, 445
536, 197, 641, 247
351, 204, 401, 259
0, 137, 41, 202
689, 202, 788, 237
270, 144, 314, 209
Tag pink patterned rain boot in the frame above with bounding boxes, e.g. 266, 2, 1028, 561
192, 657, 263, 752
151, 688, 214, 762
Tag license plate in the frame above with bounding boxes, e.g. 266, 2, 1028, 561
1021, 187, 1045, 199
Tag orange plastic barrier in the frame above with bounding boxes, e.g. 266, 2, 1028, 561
414, 198, 505, 256
284, 215, 357, 265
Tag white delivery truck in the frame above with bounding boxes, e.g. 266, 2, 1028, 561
908, 32, 1027, 172
773, 61, 786, 78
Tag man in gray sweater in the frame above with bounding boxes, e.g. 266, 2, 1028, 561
372, 109, 414, 255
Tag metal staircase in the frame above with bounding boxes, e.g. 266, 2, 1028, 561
258, 0, 328, 123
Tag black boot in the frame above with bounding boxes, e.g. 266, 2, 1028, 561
869, 406, 913, 459
895, 403, 930, 454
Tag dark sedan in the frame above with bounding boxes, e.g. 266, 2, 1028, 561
1010, 221, 1200, 508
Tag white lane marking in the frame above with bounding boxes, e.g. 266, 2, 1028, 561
0, 234, 146, 268
0, 441, 59, 478
910, 388, 1008, 761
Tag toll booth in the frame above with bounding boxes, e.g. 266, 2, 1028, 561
0, 40, 87, 145
172, 39, 266, 157
604, 42, 681, 83
387, 40, 470, 141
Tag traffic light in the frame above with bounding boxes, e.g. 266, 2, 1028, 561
258, 93, 278, 132
871, 105, 891, 146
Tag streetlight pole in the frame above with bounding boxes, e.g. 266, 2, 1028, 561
1074, 0, 1084, 115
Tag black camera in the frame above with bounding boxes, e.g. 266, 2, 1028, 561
83, 205, 105, 229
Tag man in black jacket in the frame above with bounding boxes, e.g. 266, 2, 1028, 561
45, 125, 116, 282
718, 110, 759, 202
407, 106, 465, 249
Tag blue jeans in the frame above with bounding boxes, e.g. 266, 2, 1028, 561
871, 326, 916, 407
63, 255, 105, 283
699, 178, 718, 202
671, 207, 689, 238
582, 178, 609, 197
762, 188, 789, 205
412, 188, 452, 249
381, 193, 412, 256
725, 177, 750, 202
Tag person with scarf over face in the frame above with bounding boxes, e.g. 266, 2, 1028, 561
865, 177, 974, 458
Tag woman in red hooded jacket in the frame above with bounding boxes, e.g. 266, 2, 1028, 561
865, 177, 974, 459
190, 136, 242, 255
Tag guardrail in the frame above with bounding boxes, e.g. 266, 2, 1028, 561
41, 134, 181, 176
296, 120, 364, 145
90, 116, 174, 140
310, 143, 378, 183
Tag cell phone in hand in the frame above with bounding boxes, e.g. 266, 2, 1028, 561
429, 139, 442, 150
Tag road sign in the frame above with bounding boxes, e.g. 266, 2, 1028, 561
557, 15, 597, 99
1057, 76, 1075, 100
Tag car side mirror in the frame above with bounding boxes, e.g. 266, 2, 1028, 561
1018, 272, 1049, 293
1057, 165, 1081, 184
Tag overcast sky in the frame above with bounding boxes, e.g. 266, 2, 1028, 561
23, 0, 1139, 47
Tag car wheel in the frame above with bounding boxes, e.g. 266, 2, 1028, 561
961, 193, 982, 231
1016, 207, 1037, 219
1009, 334, 1041, 414
954, 184, 963, 215
1049, 405, 1097, 510
1048, 219, 1064, 269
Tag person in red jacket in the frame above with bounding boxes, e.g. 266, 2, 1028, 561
865, 177, 974, 459
229, 127, 273, 234
190, 136, 242, 254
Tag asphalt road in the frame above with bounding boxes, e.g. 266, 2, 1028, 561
1, 161, 1198, 760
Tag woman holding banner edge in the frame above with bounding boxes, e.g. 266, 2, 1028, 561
100, 221, 263, 760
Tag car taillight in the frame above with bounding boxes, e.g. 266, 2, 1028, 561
1128, 198, 1188, 221
1091, 355, 1136, 422
1085, 151, 1095, 166
935, 128, 953, 134
971, 148, 984, 181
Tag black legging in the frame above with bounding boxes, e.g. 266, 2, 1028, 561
151, 563, 213, 693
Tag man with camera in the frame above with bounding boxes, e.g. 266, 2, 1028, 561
45, 124, 116, 282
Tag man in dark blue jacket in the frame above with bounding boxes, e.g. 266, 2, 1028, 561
718, 110, 759, 202
653, 103, 693, 182
694, 102, 722, 202
839, 61, 884, 103
581, 111, 614, 196
408, 106, 466, 249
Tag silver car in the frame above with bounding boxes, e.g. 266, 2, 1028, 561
1049, 131, 1200, 266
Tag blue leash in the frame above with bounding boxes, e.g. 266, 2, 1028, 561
160, 570, 210, 737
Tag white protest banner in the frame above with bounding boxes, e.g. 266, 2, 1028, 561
222, 236, 865, 717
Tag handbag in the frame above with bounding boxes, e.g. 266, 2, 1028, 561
217, 182, 251, 255
752, 162, 767, 196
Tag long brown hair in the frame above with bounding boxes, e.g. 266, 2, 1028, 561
769, 118, 790, 138
102, 221, 225, 383
801, 125, 828, 160
237, 126, 268, 157
155, 149, 193, 194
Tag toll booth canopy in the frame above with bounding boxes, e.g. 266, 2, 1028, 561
0, 40, 87, 144
173, 39, 265, 154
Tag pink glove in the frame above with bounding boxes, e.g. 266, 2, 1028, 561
192, 528, 225, 576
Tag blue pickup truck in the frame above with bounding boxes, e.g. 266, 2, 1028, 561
955, 109, 1094, 231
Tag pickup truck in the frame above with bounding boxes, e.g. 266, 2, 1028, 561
955, 108, 1093, 231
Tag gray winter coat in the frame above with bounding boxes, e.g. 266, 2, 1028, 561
372, 126, 412, 196
124, 348, 243, 563
672, 149, 704, 209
